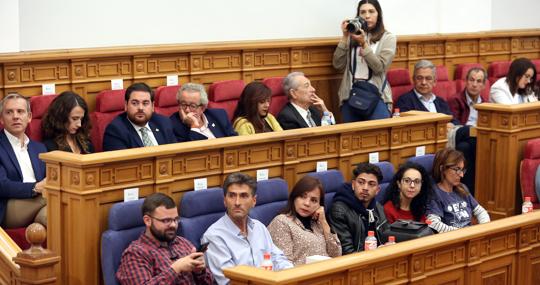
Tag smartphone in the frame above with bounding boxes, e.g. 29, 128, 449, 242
197, 242, 209, 253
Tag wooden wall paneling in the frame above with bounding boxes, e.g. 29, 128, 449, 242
0, 65, 4, 99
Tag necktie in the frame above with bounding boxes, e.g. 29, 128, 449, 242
306, 110, 317, 127
139, 127, 154, 147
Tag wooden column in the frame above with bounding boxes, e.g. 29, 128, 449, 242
13, 223, 61, 285
475, 102, 540, 219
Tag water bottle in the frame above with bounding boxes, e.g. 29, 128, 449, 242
260, 252, 273, 271
322, 111, 333, 126
386, 235, 396, 245
522, 196, 534, 214
364, 230, 378, 251
392, 108, 400, 118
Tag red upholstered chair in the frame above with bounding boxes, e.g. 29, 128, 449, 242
154, 85, 180, 117
432, 66, 456, 101
520, 138, 540, 209
454, 63, 490, 102
262, 77, 288, 116
5, 228, 30, 250
26, 95, 58, 142
487, 60, 511, 85
90, 89, 125, 152
386, 68, 413, 103
207, 80, 245, 121
532, 59, 540, 73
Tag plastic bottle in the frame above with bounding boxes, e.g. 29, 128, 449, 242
392, 108, 400, 118
260, 252, 273, 271
522, 196, 534, 214
364, 230, 378, 251
386, 235, 396, 245
321, 111, 333, 126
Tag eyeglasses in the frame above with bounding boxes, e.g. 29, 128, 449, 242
401, 177, 422, 187
179, 102, 202, 110
414, 75, 434, 82
149, 216, 179, 225
448, 166, 466, 175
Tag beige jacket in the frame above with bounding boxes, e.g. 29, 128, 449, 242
333, 31, 397, 105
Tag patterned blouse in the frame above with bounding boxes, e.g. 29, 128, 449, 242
267, 214, 342, 265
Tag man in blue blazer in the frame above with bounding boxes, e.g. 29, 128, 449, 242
170, 83, 237, 142
103, 83, 177, 151
395, 59, 459, 126
0, 94, 47, 228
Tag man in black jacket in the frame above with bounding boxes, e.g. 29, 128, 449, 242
328, 162, 389, 254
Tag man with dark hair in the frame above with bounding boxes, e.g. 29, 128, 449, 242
0, 93, 48, 228
116, 193, 213, 285
277, 72, 335, 130
328, 162, 389, 254
103, 82, 176, 151
202, 172, 292, 285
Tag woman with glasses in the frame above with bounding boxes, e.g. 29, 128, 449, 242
428, 148, 490, 233
490, 57, 538, 104
382, 162, 432, 224
333, 0, 396, 122
42, 91, 94, 153
268, 176, 341, 265
232, 82, 282, 135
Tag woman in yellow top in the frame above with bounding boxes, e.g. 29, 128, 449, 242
232, 81, 282, 135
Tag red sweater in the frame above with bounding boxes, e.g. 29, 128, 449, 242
383, 201, 426, 224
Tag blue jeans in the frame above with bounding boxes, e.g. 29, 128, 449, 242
341, 98, 390, 123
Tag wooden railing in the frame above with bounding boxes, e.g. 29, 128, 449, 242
475, 101, 540, 219
38, 111, 450, 285
224, 210, 540, 285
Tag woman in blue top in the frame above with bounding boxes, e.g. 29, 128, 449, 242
427, 148, 490, 233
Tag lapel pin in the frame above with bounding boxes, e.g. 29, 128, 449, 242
211, 123, 215, 128
156, 128, 160, 132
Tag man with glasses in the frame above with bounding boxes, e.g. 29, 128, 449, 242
328, 162, 390, 254
116, 193, 213, 284
277, 72, 335, 130
202, 173, 293, 285
103, 82, 176, 151
395, 59, 459, 128
170, 83, 237, 142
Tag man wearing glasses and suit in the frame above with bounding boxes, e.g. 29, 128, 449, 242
169, 83, 237, 142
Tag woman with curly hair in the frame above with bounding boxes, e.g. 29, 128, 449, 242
41, 91, 94, 153
382, 162, 432, 224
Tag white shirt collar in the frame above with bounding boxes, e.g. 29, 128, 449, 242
465, 91, 482, 106
414, 89, 436, 103
4, 129, 29, 149
127, 118, 151, 132
290, 102, 309, 118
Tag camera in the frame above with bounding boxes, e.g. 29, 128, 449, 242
346, 17, 368, 35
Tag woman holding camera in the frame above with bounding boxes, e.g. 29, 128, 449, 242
333, 0, 396, 122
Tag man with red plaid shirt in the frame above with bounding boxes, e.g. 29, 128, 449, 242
116, 193, 213, 285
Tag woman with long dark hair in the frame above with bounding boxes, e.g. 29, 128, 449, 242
42, 91, 93, 153
427, 148, 490, 233
490, 57, 538, 104
268, 176, 341, 265
232, 82, 282, 135
334, 0, 396, 122
383, 162, 432, 224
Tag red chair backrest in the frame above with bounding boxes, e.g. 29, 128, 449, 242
488, 61, 511, 85
520, 138, 540, 207
90, 89, 125, 152
154, 85, 180, 117
454, 63, 490, 102
386, 68, 412, 103
207, 80, 245, 121
262, 77, 288, 116
27, 95, 58, 142
432, 66, 456, 101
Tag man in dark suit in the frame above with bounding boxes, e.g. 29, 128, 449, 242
170, 83, 237, 142
395, 59, 459, 126
103, 83, 177, 151
0, 93, 47, 228
277, 72, 335, 130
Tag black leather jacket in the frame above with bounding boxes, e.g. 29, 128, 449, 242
328, 184, 390, 254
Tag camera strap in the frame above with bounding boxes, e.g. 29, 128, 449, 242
349, 39, 387, 94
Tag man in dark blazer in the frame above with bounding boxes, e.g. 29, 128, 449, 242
103, 83, 177, 151
395, 59, 459, 126
170, 83, 237, 142
277, 72, 335, 130
0, 93, 47, 228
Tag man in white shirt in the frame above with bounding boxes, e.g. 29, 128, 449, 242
277, 72, 335, 130
0, 93, 47, 228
